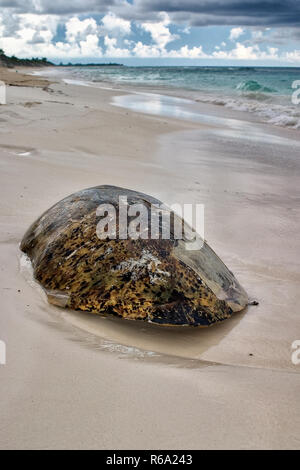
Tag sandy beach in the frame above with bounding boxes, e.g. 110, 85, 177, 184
0, 68, 300, 450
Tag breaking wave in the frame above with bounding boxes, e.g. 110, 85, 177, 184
237, 80, 277, 94
195, 93, 300, 129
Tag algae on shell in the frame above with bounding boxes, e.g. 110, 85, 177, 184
21, 185, 248, 326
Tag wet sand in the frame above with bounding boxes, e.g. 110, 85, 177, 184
0, 70, 300, 449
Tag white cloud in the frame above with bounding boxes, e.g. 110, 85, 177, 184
141, 12, 178, 50
168, 45, 208, 59
56, 17, 102, 57
0, 13, 59, 56
65, 16, 98, 43
104, 35, 130, 57
212, 42, 280, 61
284, 50, 300, 62
213, 42, 258, 59
0, 13, 103, 58
232, 42, 257, 59
133, 41, 161, 57
182, 26, 191, 34
18, 13, 58, 46
229, 27, 244, 41
80, 34, 102, 57
131, 41, 208, 59
101, 12, 131, 36
260, 46, 279, 60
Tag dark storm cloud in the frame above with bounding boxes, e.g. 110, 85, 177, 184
0, 0, 118, 15
36, 0, 118, 15
0, 1, 20, 6
1, 0, 300, 28
129, 0, 300, 28
244, 27, 300, 47
0, 10, 21, 36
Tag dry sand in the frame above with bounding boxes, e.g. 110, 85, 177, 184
0, 67, 51, 88
0, 68, 299, 449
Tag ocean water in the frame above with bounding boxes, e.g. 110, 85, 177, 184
54, 66, 300, 129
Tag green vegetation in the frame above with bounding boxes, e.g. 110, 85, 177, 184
0, 49, 122, 68
0, 49, 53, 67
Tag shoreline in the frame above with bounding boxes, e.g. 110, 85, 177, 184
33, 65, 300, 131
0, 68, 300, 449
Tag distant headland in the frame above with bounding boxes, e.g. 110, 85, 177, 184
58, 62, 124, 67
0, 49, 54, 68
0, 50, 123, 68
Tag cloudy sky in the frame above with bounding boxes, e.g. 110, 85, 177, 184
1, 0, 300, 65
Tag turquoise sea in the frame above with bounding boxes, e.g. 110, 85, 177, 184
47, 66, 300, 128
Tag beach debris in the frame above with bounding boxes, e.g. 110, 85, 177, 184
20, 185, 248, 327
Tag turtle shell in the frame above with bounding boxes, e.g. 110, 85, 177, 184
20, 185, 248, 326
